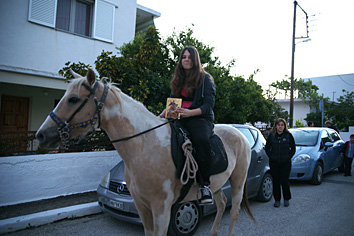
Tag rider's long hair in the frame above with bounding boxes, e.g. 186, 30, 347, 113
171, 46, 213, 97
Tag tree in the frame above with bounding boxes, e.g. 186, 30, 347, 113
59, 26, 273, 125
264, 85, 289, 126
326, 90, 354, 130
95, 27, 171, 114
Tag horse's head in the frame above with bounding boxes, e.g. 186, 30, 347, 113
36, 68, 107, 149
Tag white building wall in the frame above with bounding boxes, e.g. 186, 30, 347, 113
0, 0, 137, 79
277, 98, 310, 126
304, 74, 354, 102
0, 0, 145, 131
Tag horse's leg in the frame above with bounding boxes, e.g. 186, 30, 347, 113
151, 203, 173, 236
150, 178, 176, 236
134, 200, 154, 236
210, 189, 227, 236
227, 170, 248, 236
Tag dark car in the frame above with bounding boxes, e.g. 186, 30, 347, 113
289, 127, 345, 185
97, 124, 272, 235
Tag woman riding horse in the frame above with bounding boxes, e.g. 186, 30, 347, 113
159, 46, 215, 204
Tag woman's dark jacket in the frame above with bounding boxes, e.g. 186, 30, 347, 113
171, 73, 216, 121
265, 131, 296, 164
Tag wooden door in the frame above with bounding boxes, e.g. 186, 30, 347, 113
0, 95, 30, 154
0, 95, 29, 131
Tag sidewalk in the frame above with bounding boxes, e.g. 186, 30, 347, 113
0, 191, 101, 234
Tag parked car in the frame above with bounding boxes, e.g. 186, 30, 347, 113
289, 127, 345, 185
97, 124, 272, 236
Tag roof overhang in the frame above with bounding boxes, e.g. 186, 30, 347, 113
136, 4, 161, 32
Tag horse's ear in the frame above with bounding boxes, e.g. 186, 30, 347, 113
87, 68, 96, 85
70, 69, 82, 79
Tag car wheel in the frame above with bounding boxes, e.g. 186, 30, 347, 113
310, 162, 323, 185
168, 201, 201, 236
256, 173, 273, 202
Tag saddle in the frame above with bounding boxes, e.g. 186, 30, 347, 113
170, 120, 228, 203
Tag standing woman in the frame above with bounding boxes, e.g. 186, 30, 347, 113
265, 118, 296, 207
159, 46, 216, 204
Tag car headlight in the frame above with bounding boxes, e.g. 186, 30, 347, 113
99, 172, 111, 189
292, 154, 310, 163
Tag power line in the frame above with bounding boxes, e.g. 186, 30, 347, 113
337, 75, 354, 86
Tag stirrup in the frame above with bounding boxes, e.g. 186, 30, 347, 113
197, 185, 214, 205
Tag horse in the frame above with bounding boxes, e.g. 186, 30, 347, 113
36, 68, 254, 236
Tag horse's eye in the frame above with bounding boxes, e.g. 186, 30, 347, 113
68, 97, 81, 104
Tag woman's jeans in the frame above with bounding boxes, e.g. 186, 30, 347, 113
270, 160, 292, 201
179, 117, 214, 184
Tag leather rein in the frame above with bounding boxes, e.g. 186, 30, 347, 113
49, 81, 172, 149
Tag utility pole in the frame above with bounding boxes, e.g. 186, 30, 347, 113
289, 1, 297, 128
289, 0, 309, 127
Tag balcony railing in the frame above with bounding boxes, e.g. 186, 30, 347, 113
0, 131, 115, 157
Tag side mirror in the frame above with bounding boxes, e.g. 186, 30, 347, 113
324, 142, 333, 148
324, 142, 333, 151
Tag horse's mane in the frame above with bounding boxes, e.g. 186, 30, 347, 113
99, 78, 157, 119
66, 76, 157, 120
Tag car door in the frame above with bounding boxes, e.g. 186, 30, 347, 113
235, 127, 260, 194
328, 129, 344, 168
320, 130, 336, 172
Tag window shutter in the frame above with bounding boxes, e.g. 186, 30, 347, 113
93, 0, 115, 43
28, 0, 57, 28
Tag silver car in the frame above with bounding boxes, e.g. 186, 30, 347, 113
97, 124, 272, 236
289, 127, 345, 185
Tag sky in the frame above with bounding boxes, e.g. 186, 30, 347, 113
137, 0, 354, 89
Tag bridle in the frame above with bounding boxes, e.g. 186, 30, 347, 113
49, 81, 109, 148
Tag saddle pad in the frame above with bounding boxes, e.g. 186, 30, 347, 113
170, 121, 228, 181
209, 134, 228, 175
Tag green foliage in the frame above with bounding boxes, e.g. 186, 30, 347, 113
58, 61, 92, 82
270, 77, 319, 104
165, 27, 217, 67
59, 26, 273, 124
326, 90, 354, 130
305, 111, 324, 127
94, 27, 171, 114
295, 119, 306, 127
264, 86, 289, 126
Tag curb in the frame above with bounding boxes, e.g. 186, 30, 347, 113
0, 202, 101, 234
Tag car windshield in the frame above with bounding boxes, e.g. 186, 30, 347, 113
291, 130, 319, 146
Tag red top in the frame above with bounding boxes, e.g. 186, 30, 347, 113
181, 88, 193, 108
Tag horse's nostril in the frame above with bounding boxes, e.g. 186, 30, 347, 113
36, 132, 44, 142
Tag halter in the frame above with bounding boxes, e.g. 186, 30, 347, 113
49, 81, 109, 148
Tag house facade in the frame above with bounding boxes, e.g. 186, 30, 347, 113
0, 0, 160, 134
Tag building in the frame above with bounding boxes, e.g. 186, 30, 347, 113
303, 73, 354, 102
277, 73, 354, 126
0, 0, 160, 135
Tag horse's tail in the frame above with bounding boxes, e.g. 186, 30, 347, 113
241, 182, 257, 224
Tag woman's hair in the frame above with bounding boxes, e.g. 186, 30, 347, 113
271, 118, 290, 135
170, 46, 212, 97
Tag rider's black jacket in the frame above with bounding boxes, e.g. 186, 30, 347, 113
171, 73, 216, 122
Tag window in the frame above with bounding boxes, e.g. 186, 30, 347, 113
321, 131, 332, 148
28, 0, 115, 42
329, 130, 341, 142
56, 0, 93, 37
236, 128, 256, 148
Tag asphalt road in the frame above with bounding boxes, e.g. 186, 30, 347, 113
5, 169, 354, 236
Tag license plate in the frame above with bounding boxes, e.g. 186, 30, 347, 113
109, 200, 123, 210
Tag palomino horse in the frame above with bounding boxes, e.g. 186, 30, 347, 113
36, 69, 254, 236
